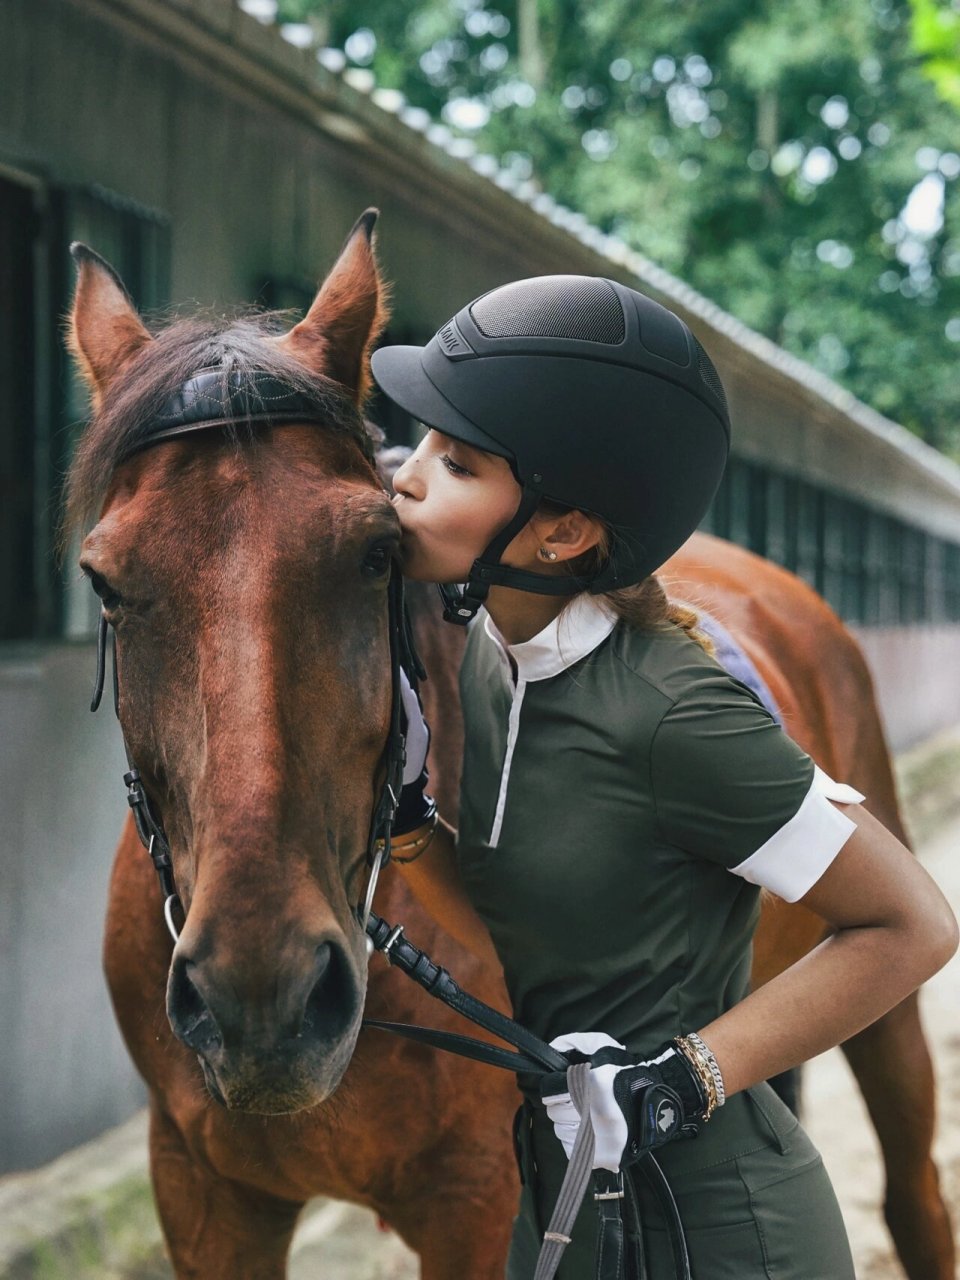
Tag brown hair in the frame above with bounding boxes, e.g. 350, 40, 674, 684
537, 501, 717, 658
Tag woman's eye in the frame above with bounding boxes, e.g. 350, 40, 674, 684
87, 571, 124, 611
361, 544, 394, 579
440, 453, 471, 477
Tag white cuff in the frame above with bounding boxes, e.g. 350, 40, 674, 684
730, 765, 865, 902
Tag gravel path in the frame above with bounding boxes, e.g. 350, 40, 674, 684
804, 807, 960, 1279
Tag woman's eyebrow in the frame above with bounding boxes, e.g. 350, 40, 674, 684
429, 428, 497, 470
444, 435, 486, 466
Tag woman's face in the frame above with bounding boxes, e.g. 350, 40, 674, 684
391, 429, 528, 582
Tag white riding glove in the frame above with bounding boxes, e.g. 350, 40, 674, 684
542, 1032, 698, 1173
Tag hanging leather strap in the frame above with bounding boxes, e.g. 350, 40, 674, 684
364, 914, 568, 1074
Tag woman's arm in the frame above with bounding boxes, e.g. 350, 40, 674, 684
389, 816, 503, 972
697, 800, 958, 1097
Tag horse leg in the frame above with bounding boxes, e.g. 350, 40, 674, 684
839, 991, 955, 1280
149, 1101, 303, 1279
386, 1175, 515, 1280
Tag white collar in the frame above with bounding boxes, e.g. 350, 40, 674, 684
482, 594, 617, 682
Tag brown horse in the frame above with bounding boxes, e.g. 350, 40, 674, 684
65, 212, 952, 1279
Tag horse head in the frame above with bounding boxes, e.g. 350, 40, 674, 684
66, 212, 399, 1113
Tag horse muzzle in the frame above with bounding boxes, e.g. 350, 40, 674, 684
166, 933, 366, 1111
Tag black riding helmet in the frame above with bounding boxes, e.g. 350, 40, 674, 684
371, 275, 730, 625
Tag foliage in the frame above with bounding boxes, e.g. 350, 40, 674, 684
909, 0, 960, 108
274, 0, 960, 461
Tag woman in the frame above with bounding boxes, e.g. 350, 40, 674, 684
369, 275, 957, 1279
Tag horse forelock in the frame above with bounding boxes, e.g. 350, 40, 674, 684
62, 310, 379, 550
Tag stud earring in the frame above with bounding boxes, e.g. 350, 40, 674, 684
539, 547, 558, 561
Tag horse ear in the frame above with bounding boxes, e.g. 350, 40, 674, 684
68, 243, 152, 413
278, 208, 390, 405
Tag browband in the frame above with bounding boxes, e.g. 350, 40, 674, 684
119, 368, 347, 461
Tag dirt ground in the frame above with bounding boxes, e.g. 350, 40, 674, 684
803, 807, 960, 1280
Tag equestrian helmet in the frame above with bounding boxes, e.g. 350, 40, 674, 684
371, 274, 730, 620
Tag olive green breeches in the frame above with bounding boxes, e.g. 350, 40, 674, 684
506, 1082, 855, 1280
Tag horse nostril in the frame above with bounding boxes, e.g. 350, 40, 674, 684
167, 956, 223, 1055
301, 941, 358, 1046
312, 942, 332, 986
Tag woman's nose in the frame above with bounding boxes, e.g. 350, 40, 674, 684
392, 453, 419, 498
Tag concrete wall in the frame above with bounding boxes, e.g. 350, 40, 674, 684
849, 625, 960, 754
0, 644, 145, 1174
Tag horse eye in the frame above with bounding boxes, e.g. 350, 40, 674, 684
87, 570, 123, 610
361, 543, 394, 579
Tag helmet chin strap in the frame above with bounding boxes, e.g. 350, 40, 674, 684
437, 486, 594, 625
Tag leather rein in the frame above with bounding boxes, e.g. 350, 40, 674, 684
86, 370, 691, 1280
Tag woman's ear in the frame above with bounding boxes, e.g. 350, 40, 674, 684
539, 510, 605, 563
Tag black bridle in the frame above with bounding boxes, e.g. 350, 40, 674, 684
90, 565, 415, 944
87, 367, 418, 941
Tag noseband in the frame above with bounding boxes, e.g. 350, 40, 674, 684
88, 367, 421, 943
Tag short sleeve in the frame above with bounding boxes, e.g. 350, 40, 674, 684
650, 680, 865, 902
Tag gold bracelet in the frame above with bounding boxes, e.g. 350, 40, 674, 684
673, 1035, 718, 1121
685, 1031, 726, 1108
384, 811, 441, 864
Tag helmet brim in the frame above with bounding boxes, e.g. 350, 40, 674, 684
371, 345, 515, 462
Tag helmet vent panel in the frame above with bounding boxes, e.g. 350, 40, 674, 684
470, 277, 625, 344
694, 337, 728, 413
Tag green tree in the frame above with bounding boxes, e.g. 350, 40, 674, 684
273, 0, 960, 460
909, 0, 960, 108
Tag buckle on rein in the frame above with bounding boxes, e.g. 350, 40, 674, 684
380, 923, 405, 955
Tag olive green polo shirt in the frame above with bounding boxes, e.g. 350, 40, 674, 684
455, 594, 863, 1077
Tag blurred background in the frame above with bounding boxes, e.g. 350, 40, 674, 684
1, 1, 959, 1276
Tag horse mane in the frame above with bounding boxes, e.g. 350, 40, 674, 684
62, 310, 377, 550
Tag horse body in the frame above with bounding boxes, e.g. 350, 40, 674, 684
96, 428, 517, 1277
70, 214, 952, 1279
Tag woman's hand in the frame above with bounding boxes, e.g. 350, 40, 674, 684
540, 1032, 709, 1172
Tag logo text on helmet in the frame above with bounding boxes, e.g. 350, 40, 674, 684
437, 321, 475, 359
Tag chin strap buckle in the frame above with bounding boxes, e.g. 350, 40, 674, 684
438, 574, 489, 625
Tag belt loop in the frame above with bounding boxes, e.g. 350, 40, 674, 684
512, 1104, 527, 1186
515, 1100, 545, 1237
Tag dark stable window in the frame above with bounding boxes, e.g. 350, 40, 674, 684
0, 174, 38, 639
700, 455, 960, 625
0, 177, 168, 641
